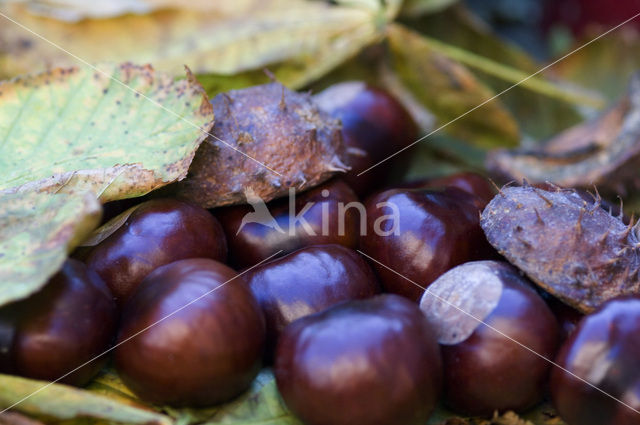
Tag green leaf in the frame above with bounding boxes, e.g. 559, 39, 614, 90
553, 30, 640, 101
400, 0, 459, 17
402, 134, 487, 182
0, 191, 101, 307
205, 370, 300, 425
387, 23, 519, 148
7, 0, 228, 22
162, 370, 301, 425
197, 28, 383, 95
195, 0, 403, 94
0, 63, 213, 202
0, 374, 172, 425
414, 35, 603, 110
401, 5, 592, 139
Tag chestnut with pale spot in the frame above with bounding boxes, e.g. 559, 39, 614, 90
420, 260, 559, 416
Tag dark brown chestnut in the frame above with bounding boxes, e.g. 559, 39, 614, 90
217, 179, 360, 268
314, 82, 417, 196
86, 198, 227, 305
359, 186, 492, 300
114, 258, 265, 407
539, 290, 584, 342
400, 172, 496, 209
420, 261, 559, 416
244, 244, 380, 357
551, 296, 640, 425
0, 259, 117, 386
275, 294, 442, 425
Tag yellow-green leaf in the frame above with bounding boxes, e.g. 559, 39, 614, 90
0, 191, 100, 307
196, 23, 385, 94
0, 63, 213, 201
6, 0, 234, 22
402, 5, 589, 140
553, 30, 640, 101
0, 374, 172, 425
0, 1, 385, 83
387, 23, 519, 148
401, 0, 459, 17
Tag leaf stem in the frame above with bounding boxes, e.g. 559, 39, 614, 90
418, 35, 606, 109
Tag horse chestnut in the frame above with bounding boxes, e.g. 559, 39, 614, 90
420, 261, 559, 416
115, 258, 265, 407
551, 296, 640, 425
540, 291, 584, 342
275, 294, 442, 425
359, 186, 491, 300
0, 259, 117, 386
314, 82, 417, 196
244, 244, 380, 357
401, 172, 496, 209
217, 179, 360, 268
86, 198, 227, 305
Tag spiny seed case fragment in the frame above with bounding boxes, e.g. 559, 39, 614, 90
480, 184, 640, 313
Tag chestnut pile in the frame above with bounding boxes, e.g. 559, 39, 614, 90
1, 81, 636, 425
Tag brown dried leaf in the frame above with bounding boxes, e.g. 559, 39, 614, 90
487, 74, 640, 197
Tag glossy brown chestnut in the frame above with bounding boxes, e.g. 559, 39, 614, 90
539, 291, 584, 342
86, 198, 227, 305
244, 244, 380, 357
359, 186, 492, 300
551, 296, 640, 425
420, 261, 559, 416
0, 259, 117, 386
314, 82, 417, 196
114, 258, 265, 407
275, 294, 442, 425
216, 179, 360, 268
400, 172, 496, 209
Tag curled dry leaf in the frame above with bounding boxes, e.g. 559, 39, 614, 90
487, 74, 640, 196
0, 63, 213, 202
0, 191, 100, 307
481, 184, 640, 313
175, 83, 348, 208
0, 374, 171, 425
